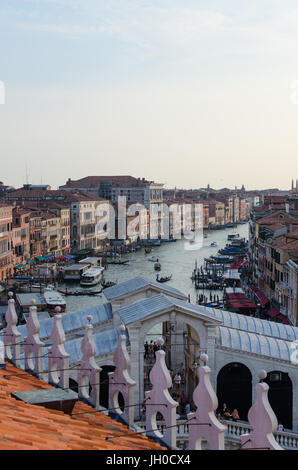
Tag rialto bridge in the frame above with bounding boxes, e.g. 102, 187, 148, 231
17, 276, 298, 432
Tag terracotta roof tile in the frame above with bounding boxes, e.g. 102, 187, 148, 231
0, 362, 164, 450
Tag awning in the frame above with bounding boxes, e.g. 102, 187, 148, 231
282, 317, 291, 325
27, 260, 35, 264
15, 264, 26, 269
44, 254, 55, 259
267, 307, 280, 318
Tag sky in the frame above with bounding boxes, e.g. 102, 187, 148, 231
0, 0, 298, 190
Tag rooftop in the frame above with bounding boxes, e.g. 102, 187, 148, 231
0, 362, 164, 450
104, 276, 187, 301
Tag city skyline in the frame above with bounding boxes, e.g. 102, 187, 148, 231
1, 1, 298, 189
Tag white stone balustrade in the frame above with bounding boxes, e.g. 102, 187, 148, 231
4, 292, 21, 368
188, 353, 226, 450
108, 325, 136, 427
47, 309, 70, 389
77, 315, 101, 410
24, 300, 45, 377
145, 339, 178, 449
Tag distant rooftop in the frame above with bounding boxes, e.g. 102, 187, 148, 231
103, 276, 187, 301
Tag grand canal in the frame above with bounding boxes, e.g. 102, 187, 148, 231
61, 223, 249, 313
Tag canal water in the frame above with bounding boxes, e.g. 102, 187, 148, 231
60, 223, 249, 313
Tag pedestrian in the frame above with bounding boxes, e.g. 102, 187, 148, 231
174, 373, 181, 392
144, 341, 149, 359
222, 403, 232, 420
231, 409, 240, 421
185, 402, 191, 415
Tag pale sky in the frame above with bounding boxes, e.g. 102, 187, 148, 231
0, 0, 298, 190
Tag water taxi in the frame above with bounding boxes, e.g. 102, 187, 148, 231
80, 266, 105, 287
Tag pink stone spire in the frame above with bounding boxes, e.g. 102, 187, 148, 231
4, 292, 21, 368
24, 299, 45, 377
109, 324, 136, 427
188, 353, 226, 450
77, 315, 101, 410
48, 309, 70, 389
145, 338, 178, 449
240, 370, 283, 450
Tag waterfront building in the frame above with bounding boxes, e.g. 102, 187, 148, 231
284, 257, 298, 326
0, 203, 13, 281
59, 175, 164, 209
40, 211, 62, 257
12, 207, 31, 269
28, 212, 42, 259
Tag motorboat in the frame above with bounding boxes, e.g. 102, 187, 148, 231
80, 266, 105, 286
148, 256, 159, 262
210, 242, 217, 247
154, 262, 161, 271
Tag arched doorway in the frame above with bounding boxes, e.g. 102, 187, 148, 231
264, 371, 292, 430
217, 362, 252, 421
143, 320, 202, 416
100, 365, 115, 409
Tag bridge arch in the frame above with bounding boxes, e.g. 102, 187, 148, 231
264, 370, 293, 430
216, 362, 252, 421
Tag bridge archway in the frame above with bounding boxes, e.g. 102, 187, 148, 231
141, 314, 207, 415
100, 365, 115, 409
264, 370, 293, 430
217, 362, 252, 421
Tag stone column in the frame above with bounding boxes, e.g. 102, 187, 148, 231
170, 314, 185, 373
205, 324, 217, 390
127, 322, 142, 419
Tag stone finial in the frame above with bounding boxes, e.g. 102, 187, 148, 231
4, 293, 21, 367
188, 354, 226, 450
108, 327, 136, 427
240, 371, 283, 450
24, 303, 45, 377
48, 314, 70, 389
145, 349, 178, 449
77, 317, 101, 410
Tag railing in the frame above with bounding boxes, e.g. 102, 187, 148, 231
135, 419, 298, 450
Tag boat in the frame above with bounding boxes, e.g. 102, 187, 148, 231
148, 257, 159, 262
227, 233, 240, 240
156, 274, 172, 283
154, 262, 161, 271
58, 289, 102, 296
43, 290, 66, 315
210, 242, 217, 247
101, 280, 117, 289
107, 259, 129, 265
80, 266, 105, 287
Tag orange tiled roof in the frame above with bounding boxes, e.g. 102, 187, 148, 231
0, 363, 165, 450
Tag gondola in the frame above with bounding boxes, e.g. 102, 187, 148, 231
156, 274, 172, 283
58, 289, 102, 296
101, 280, 117, 289
107, 259, 129, 265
